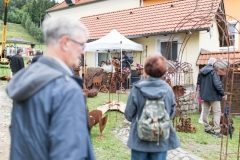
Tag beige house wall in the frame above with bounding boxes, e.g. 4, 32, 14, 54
199, 21, 220, 52
133, 34, 201, 85
48, 0, 140, 19
83, 25, 220, 86
223, 0, 240, 50
84, 29, 219, 85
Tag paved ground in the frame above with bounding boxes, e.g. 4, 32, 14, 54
167, 148, 204, 160
115, 119, 205, 160
123, 89, 205, 160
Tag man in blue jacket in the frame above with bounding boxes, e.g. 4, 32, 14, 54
7, 17, 95, 160
197, 57, 227, 138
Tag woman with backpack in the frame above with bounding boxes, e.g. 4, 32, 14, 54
124, 55, 181, 160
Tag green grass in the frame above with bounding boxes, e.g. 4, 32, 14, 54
0, 20, 38, 44
0, 66, 10, 76
0, 56, 32, 76
177, 113, 240, 160
87, 93, 130, 160
87, 93, 240, 160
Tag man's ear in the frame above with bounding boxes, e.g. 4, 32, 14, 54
59, 35, 70, 52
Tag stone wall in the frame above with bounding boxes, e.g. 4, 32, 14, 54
179, 86, 199, 114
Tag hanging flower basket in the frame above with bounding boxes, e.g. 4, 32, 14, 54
135, 63, 144, 75
136, 67, 144, 75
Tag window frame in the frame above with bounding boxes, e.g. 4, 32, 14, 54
156, 36, 181, 61
219, 20, 239, 50
94, 52, 111, 67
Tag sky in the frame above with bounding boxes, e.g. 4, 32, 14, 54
55, 0, 64, 3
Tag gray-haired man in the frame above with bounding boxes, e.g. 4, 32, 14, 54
7, 17, 95, 159
197, 57, 227, 138
10, 48, 24, 75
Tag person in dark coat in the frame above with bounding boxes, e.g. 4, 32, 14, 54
124, 55, 181, 160
118, 51, 133, 89
119, 51, 133, 69
197, 57, 227, 138
7, 17, 95, 160
10, 48, 24, 75
31, 49, 43, 63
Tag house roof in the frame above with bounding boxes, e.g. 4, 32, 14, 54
46, 0, 95, 12
81, 0, 221, 40
197, 50, 240, 65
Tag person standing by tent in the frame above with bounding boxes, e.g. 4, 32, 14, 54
119, 51, 133, 70
118, 51, 133, 89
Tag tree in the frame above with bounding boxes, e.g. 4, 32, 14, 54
21, 13, 27, 27
35, 27, 44, 44
25, 17, 31, 31
1, 0, 57, 42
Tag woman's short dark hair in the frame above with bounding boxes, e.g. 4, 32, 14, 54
144, 55, 167, 78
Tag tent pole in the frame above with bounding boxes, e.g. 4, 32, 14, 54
120, 41, 122, 89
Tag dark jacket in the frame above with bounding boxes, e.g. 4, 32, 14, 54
7, 57, 95, 160
31, 53, 43, 63
10, 54, 24, 73
119, 55, 133, 69
197, 64, 225, 101
124, 77, 181, 152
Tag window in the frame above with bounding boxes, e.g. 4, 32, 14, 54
161, 41, 178, 60
94, 52, 111, 67
156, 36, 181, 61
220, 21, 239, 49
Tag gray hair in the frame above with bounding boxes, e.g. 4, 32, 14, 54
42, 17, 89, 45
208, 57, 217, 65
36, 49, 43, 55
17, 48, 23, 54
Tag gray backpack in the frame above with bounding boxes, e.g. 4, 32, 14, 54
137, 96, 170, 145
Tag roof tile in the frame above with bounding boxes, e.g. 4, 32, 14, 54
81, 0, 220, 40
46, 0, 94, 12
197, 51, 240, 65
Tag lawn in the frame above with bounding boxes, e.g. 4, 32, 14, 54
0, 66, 10, 77
0, 20, 47, 51
0, 20, 38, 44
0, 56, 31, 77
87, 93, 240, 160
87, 93, 130, 160
1, 68, 239, 160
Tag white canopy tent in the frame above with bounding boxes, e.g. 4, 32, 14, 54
85, 29, 143, 52
84, 29, 143, 90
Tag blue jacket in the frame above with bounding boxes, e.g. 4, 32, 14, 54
124, 77, 181, 152
7, 57, 95, 160
197, 64, 225, 101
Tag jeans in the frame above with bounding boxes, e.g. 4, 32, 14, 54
203, 101, 221, 133
131, 149, 167, 160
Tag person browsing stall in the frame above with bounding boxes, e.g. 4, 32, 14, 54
197, 57, 227, 138
124, 55, 180, 160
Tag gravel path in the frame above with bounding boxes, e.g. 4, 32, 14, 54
0, 81, 11, 160
0, 81, 205, 160
113, 120, 205, 160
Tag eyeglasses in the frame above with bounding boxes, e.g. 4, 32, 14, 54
69, 39, 85, 50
